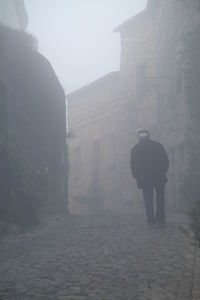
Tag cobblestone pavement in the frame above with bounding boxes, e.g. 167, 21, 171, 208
0, 214, 199, 300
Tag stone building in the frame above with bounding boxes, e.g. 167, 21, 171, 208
68, 71, 146, 214
0, 0, 28, 30
68, 72, 134, 214
68, 0, 200, 214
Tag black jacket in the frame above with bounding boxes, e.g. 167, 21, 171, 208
130, 139, 169, 188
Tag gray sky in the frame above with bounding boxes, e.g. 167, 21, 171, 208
25, 0, 147, 92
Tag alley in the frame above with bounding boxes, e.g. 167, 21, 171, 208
0, 214, 200, 300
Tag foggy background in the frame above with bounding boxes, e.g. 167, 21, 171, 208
25, 0, 147, 92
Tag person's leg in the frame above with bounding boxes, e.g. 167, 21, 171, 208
142, 186, 155, 224
155, 182, 166, 224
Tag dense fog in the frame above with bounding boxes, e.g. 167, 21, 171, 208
1, 1, 200, 299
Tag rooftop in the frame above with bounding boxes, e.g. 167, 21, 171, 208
67, 71, 120, 101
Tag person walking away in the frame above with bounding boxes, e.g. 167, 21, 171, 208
130, 130, 169, 227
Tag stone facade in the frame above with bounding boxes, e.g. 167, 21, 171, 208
0, 0, 28, 30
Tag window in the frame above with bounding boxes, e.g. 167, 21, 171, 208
136, 63, 147, 99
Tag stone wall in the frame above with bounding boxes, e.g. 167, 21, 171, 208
155, 0, 200, 209
0, 25, 68, 223
117, 0, 200, 211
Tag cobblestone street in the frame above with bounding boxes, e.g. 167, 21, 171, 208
0, 214, 200, 300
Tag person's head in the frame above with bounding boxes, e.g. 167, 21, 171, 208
137, 130, 150, 141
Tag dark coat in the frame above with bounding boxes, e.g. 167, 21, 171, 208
130, 139, 169, 189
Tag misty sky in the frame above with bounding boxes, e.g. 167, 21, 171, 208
25, 0, 147, 93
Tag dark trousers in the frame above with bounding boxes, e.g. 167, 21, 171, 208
142, 182, 165, 224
